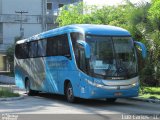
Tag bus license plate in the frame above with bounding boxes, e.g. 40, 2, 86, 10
114, 92, 122, 96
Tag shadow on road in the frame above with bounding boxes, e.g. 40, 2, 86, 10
31, 92, 134, 107
1, 90, 159, 114
28, 92, 160, 114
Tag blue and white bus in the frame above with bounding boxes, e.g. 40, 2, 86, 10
15, 24, 146, 103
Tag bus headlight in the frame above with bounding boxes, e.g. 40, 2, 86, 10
132, 81, 139, 87
94, 79, 103, 88
96, 84, 103, 88
94, 79, 102, 84
85, 78, 104, 88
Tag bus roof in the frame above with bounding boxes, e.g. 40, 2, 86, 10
16, 24, 131, 44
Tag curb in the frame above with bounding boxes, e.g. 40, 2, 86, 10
0, 95, 24, 101
128, 97, 160, 104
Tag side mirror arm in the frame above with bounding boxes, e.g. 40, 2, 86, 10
134, 41, 147, 59
77, 40, 91, 58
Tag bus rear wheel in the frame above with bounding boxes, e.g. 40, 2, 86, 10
105, 98, 117, 103
65, 82, 76, 103
25, 79, 37, 96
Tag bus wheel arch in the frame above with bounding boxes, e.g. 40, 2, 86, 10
24, 77, 29, 89
24, 77, 37, 96
64, 80, 76, 103
24, 77, 31, 95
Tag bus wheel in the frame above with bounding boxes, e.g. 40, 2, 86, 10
25, 79, 36, 96
66, 82, 75, 103
105, 98, 117, 103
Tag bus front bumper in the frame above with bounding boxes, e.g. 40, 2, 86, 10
80, 83, 139, 99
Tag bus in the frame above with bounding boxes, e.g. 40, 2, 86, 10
14, 24, 147, 103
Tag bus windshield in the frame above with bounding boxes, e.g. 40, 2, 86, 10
86, 35, 137, 79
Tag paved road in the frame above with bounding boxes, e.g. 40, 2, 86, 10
0, 86, 160, 120
0, 91, 160, 114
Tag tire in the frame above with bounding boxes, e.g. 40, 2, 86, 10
65, 82, 76, 103
106, 98, 117, 103
25, 79, 37, 96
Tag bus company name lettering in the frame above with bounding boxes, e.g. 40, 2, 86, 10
47, 60, 68, 68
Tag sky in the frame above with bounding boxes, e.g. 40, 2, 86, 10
84, 0, 151, 6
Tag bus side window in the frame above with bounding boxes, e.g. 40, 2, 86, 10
46, 37, 58, 56
15, 43, 28, 59
57, 34, 71, 59
70, 32, 84, 63
28, 41, 38, 58
37, 39, 47, 57
46, 34, 71, 59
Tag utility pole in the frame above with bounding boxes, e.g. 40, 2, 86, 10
42, 0, 46, 31
15, 11, 28, 39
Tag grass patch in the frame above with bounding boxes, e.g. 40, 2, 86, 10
0, 87, 19, 98
139, 87, 160, 99
139, 94, 160, 99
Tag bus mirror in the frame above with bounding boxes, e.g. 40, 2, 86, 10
77, 40, 91, 58
134, 41, 147, 59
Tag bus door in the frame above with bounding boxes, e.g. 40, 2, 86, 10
77, 46, 92, 97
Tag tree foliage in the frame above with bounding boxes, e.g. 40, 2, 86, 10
6, 36, 21, 73
57, 2, 133, 27
148, 0, 160, 31
56, 3, 93, 26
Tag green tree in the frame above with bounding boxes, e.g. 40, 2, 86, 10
56, 2, 95, 26
148, 0, 160, 31
126, 0, 160, 86
57, 1, 133, 28
148, 0, 160, 85
6, 36, 21, 73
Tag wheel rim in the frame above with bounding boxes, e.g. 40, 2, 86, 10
67, 83, 74, 101
68, 87, 73, 99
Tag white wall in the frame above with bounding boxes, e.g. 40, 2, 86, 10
3, 23, 42, 44
1, 0, 43, 45
0, 0, 2, 14
2, 0, 42, 15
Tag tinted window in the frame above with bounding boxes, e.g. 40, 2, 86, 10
58, 35, 70, 57
47, 3, 52, 10
29, 41, 38, 58
47, 34, 71, 58
15, 43, 28, 59
37, 39, 47, 57
70, 32, 84, 50
59, 4, 64, 8
70, 32, 84, 63
47, 37, 58, 56
16, 34, 71, 59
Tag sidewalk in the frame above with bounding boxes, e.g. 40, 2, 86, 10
0, 75, 15, 84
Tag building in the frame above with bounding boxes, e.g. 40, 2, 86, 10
46, 0, 80, 30
0, 0, 80, 71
